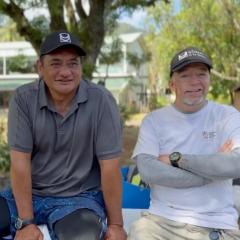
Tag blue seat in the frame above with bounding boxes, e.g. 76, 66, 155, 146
121, 166, 150, 209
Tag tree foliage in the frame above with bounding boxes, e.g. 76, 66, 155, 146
146, 0, 240, 101
0, 118, 9, 175
0, 0, 168, 78
99, 37, 123, 82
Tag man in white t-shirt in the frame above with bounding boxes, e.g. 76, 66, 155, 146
128, 47, 240, 240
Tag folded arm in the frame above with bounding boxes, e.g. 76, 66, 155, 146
135, 153, 211, 188
179, 147, 240, 180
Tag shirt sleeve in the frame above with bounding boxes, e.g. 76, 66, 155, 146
8, 90, 33, 153
95, 93, 122, 160
135, 154, 211, 188
132, 114, 159, 158
222, 110, 240, 148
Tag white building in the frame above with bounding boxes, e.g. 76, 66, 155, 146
0, 29, 149, 109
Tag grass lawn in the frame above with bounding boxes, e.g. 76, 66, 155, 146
120, 126, 139, 166
120, 113, 146, 166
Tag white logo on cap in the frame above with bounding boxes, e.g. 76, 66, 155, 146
178, 51, 188, 61
178, 49, 206, 61
59, 33, 71, 43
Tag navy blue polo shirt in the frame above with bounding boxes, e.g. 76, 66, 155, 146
8, 79, 122, 197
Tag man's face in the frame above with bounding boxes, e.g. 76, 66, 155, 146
37, 47, 82, 98
170, 63, 210, 112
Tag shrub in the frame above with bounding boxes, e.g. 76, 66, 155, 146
0, 118, 10, 176
119, 104, 131, 126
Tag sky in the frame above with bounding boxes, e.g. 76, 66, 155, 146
118, 0, 181, 29
23, 0, 181, 29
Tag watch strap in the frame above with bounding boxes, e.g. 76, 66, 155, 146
171, 160, 179, 168
22, 219, 35, 227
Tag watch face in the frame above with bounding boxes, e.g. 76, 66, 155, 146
170, 152, 181, 162
15, 218, 23, 230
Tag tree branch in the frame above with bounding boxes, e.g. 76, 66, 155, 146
111, 0, 169, 10
0, 0, 43, 55
64, 0, 78, 32
47, 0, 67, 30
234, 18, 240, 32
218, 0, 240, 33
211, 69, 238, 81
75, 0, 87, 19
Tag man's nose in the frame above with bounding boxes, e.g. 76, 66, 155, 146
189, 75, 201, 84
59, 64, 72, 75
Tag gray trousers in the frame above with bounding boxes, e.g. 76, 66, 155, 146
127, 212, 240, 240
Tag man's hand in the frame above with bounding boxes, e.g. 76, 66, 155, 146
14, 224, 43, 240
158, 154, 170, 165
104, 224, 127, 240
218, 140, 233, 153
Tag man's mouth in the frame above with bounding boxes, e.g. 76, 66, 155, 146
56, 79, 73, 83
186, 89, 202, 93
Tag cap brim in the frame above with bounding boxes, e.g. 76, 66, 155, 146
40, 43, 86, 57
172, 59, 212, 73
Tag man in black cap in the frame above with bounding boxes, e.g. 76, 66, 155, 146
0, 31, 126, 240
128, 47, 240, 240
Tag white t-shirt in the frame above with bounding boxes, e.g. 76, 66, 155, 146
133, 101, 240, 229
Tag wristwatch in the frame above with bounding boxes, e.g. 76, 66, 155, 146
15, 217, 35, 230
169, 152, 182, 167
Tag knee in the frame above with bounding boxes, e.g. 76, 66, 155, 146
128, 221, 141, 239
0, 196, 11, 236
128, 217, 152, 240
54, 208, 103, 240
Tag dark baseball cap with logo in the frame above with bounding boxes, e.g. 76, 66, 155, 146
170, 47, 212, 76
40, 31, 86, 57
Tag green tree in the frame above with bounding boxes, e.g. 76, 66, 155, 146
8, 55, 35, 73
127, 51, 151, 110
0, 0, 169, 78
0, 119, 9, 175
99, 38, 123, 84
0, 15, 23, 41
146, 0, 240, 102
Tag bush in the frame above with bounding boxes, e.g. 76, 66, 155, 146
156, 95, 172, 108
0, 118, 10, 176
119, 105, 131, 126
7, 55, 36, 74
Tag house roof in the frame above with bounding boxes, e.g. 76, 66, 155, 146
0, 41, 36, 57
0, 30, 143, 58
105, 32, 142, 44
0, 77, 130, 92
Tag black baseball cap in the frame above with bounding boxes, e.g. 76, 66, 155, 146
40, 31, 86, 56
170, 47, 212, 76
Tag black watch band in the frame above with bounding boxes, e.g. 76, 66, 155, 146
15, 217, 35, 230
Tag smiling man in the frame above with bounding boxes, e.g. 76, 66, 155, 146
0, 31, 126, 240
128, 47, 240, 240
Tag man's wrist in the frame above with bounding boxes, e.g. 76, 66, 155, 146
108, 222, 124, 227
15, 217, 35, 230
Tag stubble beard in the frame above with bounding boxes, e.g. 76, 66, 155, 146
182, 96, 206, 106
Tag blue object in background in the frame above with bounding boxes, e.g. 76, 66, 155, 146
121, 166, 150, 209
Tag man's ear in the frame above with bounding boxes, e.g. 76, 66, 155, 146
169, 79, 175, 92
36, 59, 43, 78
